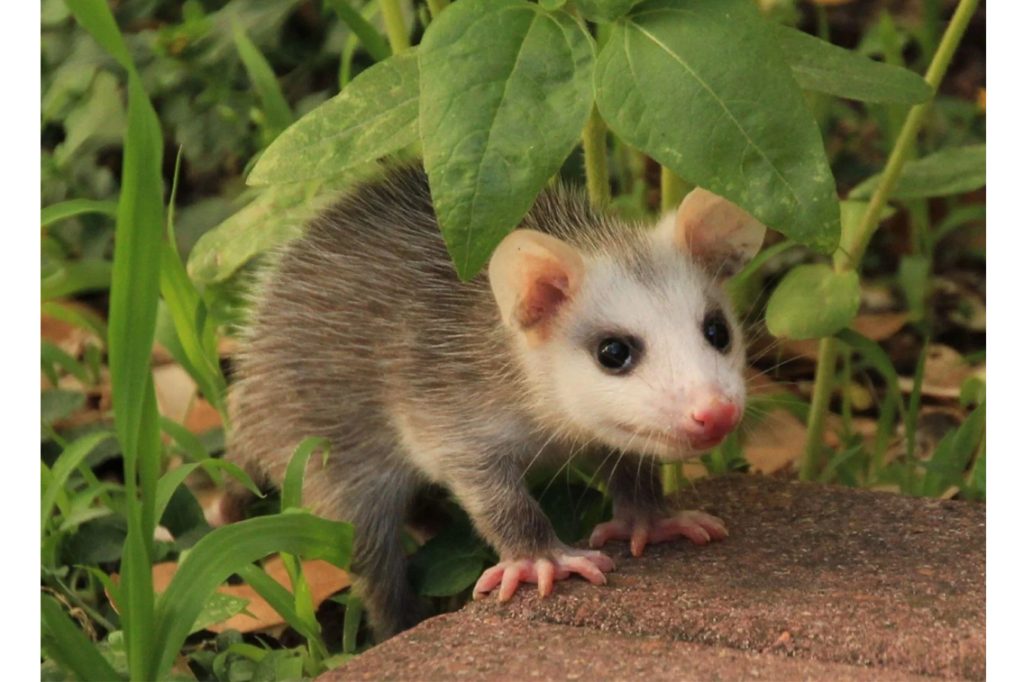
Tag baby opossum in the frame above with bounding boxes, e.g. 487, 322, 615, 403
224, 165, 765, 640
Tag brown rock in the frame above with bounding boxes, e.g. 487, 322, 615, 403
323, 475, 984, 681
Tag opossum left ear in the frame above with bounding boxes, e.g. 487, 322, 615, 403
667, 187, 766, 278
489, 229, 584, 342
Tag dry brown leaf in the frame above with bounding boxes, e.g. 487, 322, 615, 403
148, 556, 350, 634
852, 312, 908, 341
744, 409, 807, 475
153, 364, 198, 423
42, 309, 101, 357
898, 344, 979, 399
185, 397, 223, 434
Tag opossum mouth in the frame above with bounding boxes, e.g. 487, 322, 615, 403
613, 423, 722, 453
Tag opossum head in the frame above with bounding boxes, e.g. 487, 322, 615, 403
489, 188, 766, 460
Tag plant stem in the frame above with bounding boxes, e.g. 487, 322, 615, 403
582, 107, 610, 207
800, 337, 838, 480
426, 0, 449, 19
800, 0, 978, 479
660, 166, 690, 212
379, 0, 410, 54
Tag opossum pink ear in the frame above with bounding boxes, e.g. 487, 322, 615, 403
670, 187, 766, 278
489, 229, 584, 341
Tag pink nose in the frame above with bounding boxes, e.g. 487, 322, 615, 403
681, 399, 740, 445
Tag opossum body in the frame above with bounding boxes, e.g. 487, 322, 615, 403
226, 166, 765, 639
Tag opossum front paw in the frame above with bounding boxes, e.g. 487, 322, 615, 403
589, 510, 728, 557
472, 548, 616, 602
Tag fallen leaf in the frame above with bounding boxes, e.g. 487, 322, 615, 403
147, 555, 351, 634
153, 364, 197, 423
184, 397, 222, 434
743, 409, 807, 475
898, 344, 981, 399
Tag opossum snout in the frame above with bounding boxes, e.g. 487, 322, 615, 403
677, 397, 740, 449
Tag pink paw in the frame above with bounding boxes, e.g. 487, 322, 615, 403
473, 548, 615, 602
589, 510, 728, 557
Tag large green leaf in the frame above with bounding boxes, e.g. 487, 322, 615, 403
765, 264, 860, 340
150, 513, 353, 679
248, 52, 419, 186
187, 180, 338, 285
774, 25, 932, 104
576, 0, 637, 23
419, 0, 595, 279
851, 144, 986, 201
595, 0, 839, 252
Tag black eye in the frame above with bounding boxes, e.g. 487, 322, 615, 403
596, 337, 638, 373
702, 311, 731, 353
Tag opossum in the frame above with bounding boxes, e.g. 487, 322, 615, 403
223, 165, 766, 640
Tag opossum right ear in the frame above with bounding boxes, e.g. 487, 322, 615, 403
671, 187, 766, 278
489, 229, 584, 340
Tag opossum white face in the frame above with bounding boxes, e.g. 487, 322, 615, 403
490, 188, 766, 460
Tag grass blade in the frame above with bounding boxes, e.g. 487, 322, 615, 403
41, 431, 113, 532
41, 594, 121, 681
237, 564, 326, 647
41, 198, 119, 227
151, 513, 353, 679
282, 437, 329, 510
233, 24, 294, 136
325, 0, 392, 62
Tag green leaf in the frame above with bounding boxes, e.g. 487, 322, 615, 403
575, 0, 637, 23
765, 264, 860, 340
233, 24, 294, 136
191, 592, 251, 635
921, 404, 985, 497
324, 0, 391, 62
419, 0, 595, 279
63, 0, 132, 71
188, 171, 372, 284
898, 254, 930, 323
237, 563, 325, 645
42, 595, 121, 682
41, 260, 113, 301
835, 328, 907, 421
41, 199, 119, 227
41, 431, 113, 531
851, 144, 986, 201
150, 513, 353, 679
42, 302, 108, 346
773, 25, 932, 104
595, 0, 839, 252
248, 52, 419, 186
282, 437, 330, 511
410, 530, 487, 597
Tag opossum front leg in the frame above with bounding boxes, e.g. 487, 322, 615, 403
589, 453, 728, 557
442, 455, 615, 601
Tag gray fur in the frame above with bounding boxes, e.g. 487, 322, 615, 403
226, 166, 686, 639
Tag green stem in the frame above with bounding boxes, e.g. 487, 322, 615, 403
380, 0, 410, 54
582, 107, 610, 207
660, 166, 690, 212
800, 337, 838, 481
836, 0, 978, 273
426, 0, 449, 19
801, 0, 978, 478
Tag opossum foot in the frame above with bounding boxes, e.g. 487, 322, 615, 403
589, 510, 727, 557
472, 548, 615, 602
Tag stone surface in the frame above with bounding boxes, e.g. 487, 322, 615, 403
325, 475, 985, 681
